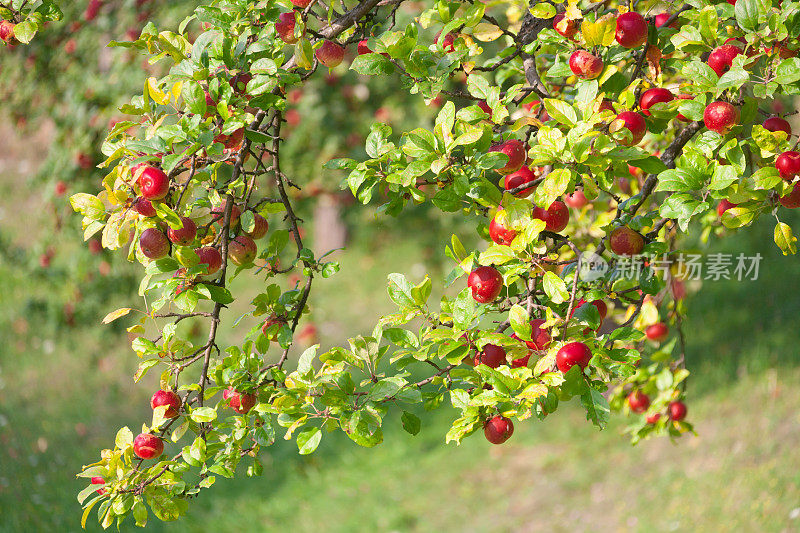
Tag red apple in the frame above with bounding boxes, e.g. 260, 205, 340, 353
167, 216, 197, 246
703, 101, 739, 135
639, 88, 674, 116
627, 390, 650, 413
646, 322, 669, 342
467, 266, 503, 303
598, 99, 616, 114
553, 14, 578, 38
779, 183, 800, 208
84, 0, 103, 21
134, 197, 157, 217
435, 31, 457, 52
151, 390, 181, 418
290, 0, 312, 7
211, 200, 241, 226
246, 213, 269, 239
763, 116, 792, 137
484, 415, 514, 444
668, 400, 687, 421
90, 476, 107, 495
139, 228, 170, 259
533, 200, 569, 233
707, 45, 742, 77
261, 314, 286, 340
55, 181, 68, 196
525, 318, 551, 350
223, 387, 257, 414
717, 199, 738, 216
569, 50, 604, 80
609, 226, 645, 256
654, 12, 678, 29
488, 140, 526, 175
316, 40, 344, 68
474, 343, 507, 368
504, 165, 537, 196
615, 12, 648, 49
776, 151, 800, 181
646, 412, 662, 424
195, 246, 222, 275
136, 166, 170, 200
133, 433, 164, 459
0, 21, 16, 43
564, 190, 588, 208
675, 93, 693, 122
275, 12, 297, 44
229, 72, 252, 95
489, 212, 517, 245
613, 111, 646, 146
556, 342, 592, 373
572, 299, 608, 321
228, 234, 257, 266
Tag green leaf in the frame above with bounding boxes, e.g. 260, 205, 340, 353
775, 58, 800, 85
190, 407, 216, 423
401, 411, 421, 435
654, 168, 704, 192
368, 377, 407, 401
115, 426, 133, 449
542, 271, 568, 304
11, 20, 37, 43
543, 99, 577, 126
350, 53, 394, 75
509, 304, 532, 341
735, 0, 768, 31
774, 222, 797, 255
581, 386, 610, 428
297, 426, 322, 455
533, 168, 571, 208
478, 244, 516, 266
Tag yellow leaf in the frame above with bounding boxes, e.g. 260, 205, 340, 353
103, 308, 133, 324
517, 382, 548, 400
473, 23, 503, 42
147, 77, 169, 105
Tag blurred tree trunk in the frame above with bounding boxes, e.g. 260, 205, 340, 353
313, 193, 346, 255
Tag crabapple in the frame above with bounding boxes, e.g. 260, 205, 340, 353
556, 342, 592, 373
474, 343, 506, 368
223, 387, 257, 414
717, 199, 738, 216
564, 190, 588, 208
668, 400, 687, 421
707, 45, 742, 77
639, 88, 673, 117
228, 234, 257, 266
553, 14, 578, 38
615, 11, 648, 49
246, 213, 269, 239
763, 116, 792, 137
484, 416, 514, 444
275, 13, 297, 44
533, 200, 569, 233
316, 40, 344, 68
613, 111, 646, 146
150, 390, 181, 418
133, 433, 163, 459
609, 226, 645, 256
504, 165, 537, 196
779, 183, 800, 208
569, 50, 603, 80
703, 101, 739, 135
467, 266, 503, 303
488, 140, 526, 174
136, 166, 170, 200
134, 197, 157, 217
167, 216, 197, 246
627, 390, 650, 413
489, 211, 517, 245
139, 228, 170, 259
646, 322, 669, 342
195, 246, 222, 275
776, 151, 800, 181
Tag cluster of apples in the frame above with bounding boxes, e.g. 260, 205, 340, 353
130, 386, 257, 462
132, 164, 269, 284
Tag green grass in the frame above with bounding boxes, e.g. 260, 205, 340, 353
2, 202, 800, 532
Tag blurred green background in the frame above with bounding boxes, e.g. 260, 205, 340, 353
2, 1, 800, 531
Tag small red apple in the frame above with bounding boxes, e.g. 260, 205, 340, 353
569, 50, 604, 80
613, 111, 647, 146
639, 88, 674, 117
211, 200, 241, 226
646, 412, 662, 424
609, 226, 645, 256
167, 216, 197, 246
151, 390, 181, 418
654, 12, 678, 29
134, 197, 157, 217
553, 14, 579, 38
133, 433, 164, 459
525, 318, 551, 350
223, 387, 257, 414
290, 0, 312, 7
435, 31, 457, 52
763, 116, 792, 137
228, 234, 257, 266
675, 93, 693, 122
703, 101, 739, 135
504, 165, 537, 196
136, 166, 170, 200
627, 390, 650, 413
261, 314, 286, 340
246, 213, 269, 239
668, 400, 687, 421
275, 12, 297, 44
564, 190, 588, 208
615, 12, 648, 48
779, 183, 800, 208
139, 228, 170, 259
90, 476, 107, 495
316, 40, 344, 68
474, 343, 507, 368
707, 45, 742, 77
533, 200, 569, 233
467, 266, 503, 303
484, 415, 514, 444
556, 342, 592, 373
717, 199, 738, 216
646, 322, 669, 342
195, 246, 222, 275
776, 151, 800, 181
489, 212, 517, 245
488, 140, 526, 175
